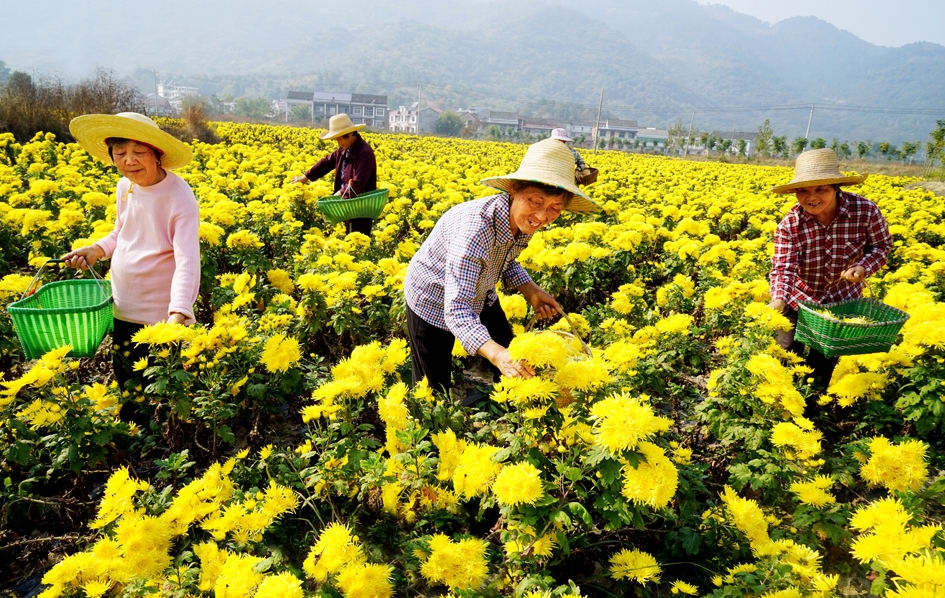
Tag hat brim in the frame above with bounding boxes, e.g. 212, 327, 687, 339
69, 114, 193, 170
770, 174, 867, 194
320, 123, 367, 140
480, 175, 600, 214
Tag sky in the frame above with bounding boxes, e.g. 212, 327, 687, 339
694, 0, 945, 47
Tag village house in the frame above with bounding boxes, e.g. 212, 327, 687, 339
285, 91, 388, 129
388, 103, 440, 134
156, 81, 200, 112
596, 119, 639, 147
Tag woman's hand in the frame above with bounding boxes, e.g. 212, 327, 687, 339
518, 281, 561, 321
290, 174, 310, 184
841, 265, 867, 282
61, 246, 105, 270
477, 339, 534, 379
769, 298, 787, 313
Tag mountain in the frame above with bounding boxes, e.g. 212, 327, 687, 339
3, 0, 943, 144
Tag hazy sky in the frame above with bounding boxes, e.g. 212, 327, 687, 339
695, 0, 945, 47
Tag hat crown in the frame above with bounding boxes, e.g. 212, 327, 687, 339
114, 112, 161, 130
322, 113, 366, 139
519, 138, 576, 181
793, 148, 844, 179
769, 148, 867, 193
329, 113, 354, 128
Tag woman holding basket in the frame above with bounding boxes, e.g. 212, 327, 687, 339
768, 148, 892, 393
62, 112, 200, 404
291, 113, 378, 235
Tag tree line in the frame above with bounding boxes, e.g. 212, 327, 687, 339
668, 117, 945, 171
0, 65, 216, 146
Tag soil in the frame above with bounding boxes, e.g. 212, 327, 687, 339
907, 180, 945, 197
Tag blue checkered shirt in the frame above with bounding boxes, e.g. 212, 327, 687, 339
404, 193, 534, 354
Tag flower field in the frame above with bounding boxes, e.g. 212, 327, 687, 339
1, 122, 944, 597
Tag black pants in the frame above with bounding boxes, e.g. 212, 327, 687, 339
346, 218, 373, 235
406, 300, 513, 395
112, 318, 148, 391
775, 307, 839, 393
112, 319, 153, 426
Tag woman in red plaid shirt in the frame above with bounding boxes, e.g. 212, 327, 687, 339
768, 148, 892, 394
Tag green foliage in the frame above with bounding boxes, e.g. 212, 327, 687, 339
0, 350, 128, 503
894, 347, 945, 438
434, 111, 465, 137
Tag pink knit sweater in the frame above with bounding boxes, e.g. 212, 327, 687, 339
94, 172, 201, 325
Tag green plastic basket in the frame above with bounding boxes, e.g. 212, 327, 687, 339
316, 188, 389, 224
795, 297, 909, 358
8, 259, 113, 360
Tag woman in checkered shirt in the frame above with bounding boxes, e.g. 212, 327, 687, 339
768, 148, 892, 395
403, 139, 600, 400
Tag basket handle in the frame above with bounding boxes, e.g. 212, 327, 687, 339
19, 258, 110, 303
525, 306, 593, 358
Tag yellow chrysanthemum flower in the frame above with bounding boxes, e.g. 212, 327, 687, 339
419, 534, 490, 590
260, 333, 302, 373
789, 475, 837, 508
860, 436, 928, 493
620, 441, 679, 509
609, 547, 661, 584
253, 572, 304, 598
335, 562, 395, 598
492, 461, 544, 507
591, 392, 672, 453
89, 466, 149, 529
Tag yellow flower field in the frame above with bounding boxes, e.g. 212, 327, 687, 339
0, 122, 943, 597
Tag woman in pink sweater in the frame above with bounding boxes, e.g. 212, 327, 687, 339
62, 112, 200, 399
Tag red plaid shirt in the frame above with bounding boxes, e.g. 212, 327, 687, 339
770, 191, 892, 309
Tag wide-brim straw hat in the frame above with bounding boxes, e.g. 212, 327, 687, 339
321, 113, 367, 140
770, 148, 867, 194
481, 138, 599, 213
69, 112, 193, 170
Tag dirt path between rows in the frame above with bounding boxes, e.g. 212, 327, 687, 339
907, 180, 945, 197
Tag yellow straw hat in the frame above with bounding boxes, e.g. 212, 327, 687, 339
321, 113, 368, 140
69, 112, 193, 170
770, 148, 867, 194
480, 138, 599, 213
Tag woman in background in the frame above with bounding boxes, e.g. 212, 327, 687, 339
291, 113, 378, 235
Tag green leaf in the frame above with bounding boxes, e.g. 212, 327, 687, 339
550, 509, 572, 528
217, 425, 235, 445
563, 466, 583, 483
565, 501, 593, 526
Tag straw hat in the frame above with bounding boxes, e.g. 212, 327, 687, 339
321, 113, 367, 140
550, 127, 572, 142
481, 138, 599, 213
770, 148, 867, 194
69, 112, 193, 170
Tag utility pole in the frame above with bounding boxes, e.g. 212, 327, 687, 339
805, 104, 814, 140
686, 110, 695, 156
593, 88, 604, 152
